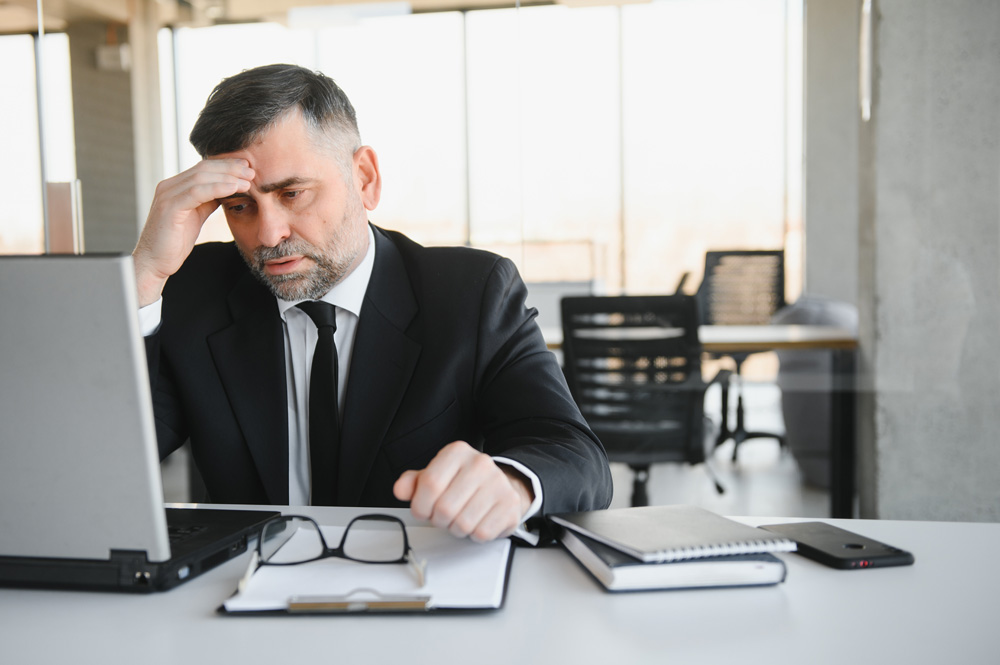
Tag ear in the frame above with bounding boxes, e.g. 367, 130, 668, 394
353, 146, 382, 211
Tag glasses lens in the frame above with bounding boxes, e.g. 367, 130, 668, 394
260, 517, 326, 564
342, 517, 407, 563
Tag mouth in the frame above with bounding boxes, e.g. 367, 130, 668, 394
263, 255, 308, 276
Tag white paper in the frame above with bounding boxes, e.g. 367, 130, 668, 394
224, 525, 511, 612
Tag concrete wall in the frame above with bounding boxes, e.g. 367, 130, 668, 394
858, 0, 1000, 520
65, 22, 138, 253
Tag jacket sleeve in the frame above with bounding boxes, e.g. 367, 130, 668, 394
143, 327, 190, 461
472, 257, 613, 517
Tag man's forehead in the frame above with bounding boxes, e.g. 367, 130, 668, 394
216, 175, 317, 201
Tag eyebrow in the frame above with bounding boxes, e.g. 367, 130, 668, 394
218, 176, 313, 201
258, 176, 312, 194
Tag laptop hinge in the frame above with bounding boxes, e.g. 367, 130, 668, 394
109, 549, 158, 590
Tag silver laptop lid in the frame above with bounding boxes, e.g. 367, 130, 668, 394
0, 254, 170, 562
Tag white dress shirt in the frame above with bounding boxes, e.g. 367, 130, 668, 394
139, 227, 541, 541
276, 227, 374, 505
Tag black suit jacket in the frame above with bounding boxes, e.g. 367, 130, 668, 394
146, 225, 612, 515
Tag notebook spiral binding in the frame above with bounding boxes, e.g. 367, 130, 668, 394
650, 538, 798, 563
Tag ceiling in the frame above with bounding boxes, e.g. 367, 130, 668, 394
1, 0, 128, 34
0, 0, 596, 35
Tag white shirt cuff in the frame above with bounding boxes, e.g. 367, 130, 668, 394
138, 297, 163, 337
493, 456, 542, 546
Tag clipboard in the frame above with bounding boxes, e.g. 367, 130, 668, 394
218, 524, 515, 615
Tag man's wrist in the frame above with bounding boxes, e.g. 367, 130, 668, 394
132, 258, 168, 308
501, 466, 534, 516
493, 457, 543, 522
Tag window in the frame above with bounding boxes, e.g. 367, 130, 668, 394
466, 5, 621, 285
163, 0, 801, 295
621, 0, 800, 295
0, 33, 75, 255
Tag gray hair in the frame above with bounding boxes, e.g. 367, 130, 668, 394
189, 63, 361, 169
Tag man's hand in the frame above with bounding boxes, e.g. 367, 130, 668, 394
132, 159, 254, 307
393, 440, 534, 542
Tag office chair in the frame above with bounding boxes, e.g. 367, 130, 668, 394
692, 250, 787, 461
560, 295, 725, 506
524, 280, 596, 333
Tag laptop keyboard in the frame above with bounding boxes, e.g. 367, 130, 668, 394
168, 524, 208, 544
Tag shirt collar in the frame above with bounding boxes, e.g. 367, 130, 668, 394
276, 224, 376, 318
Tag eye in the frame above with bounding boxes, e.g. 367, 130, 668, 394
222, 198, 256, 216
283, 190, 302, 200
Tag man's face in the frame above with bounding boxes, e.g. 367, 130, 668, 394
213, 109, 377, 301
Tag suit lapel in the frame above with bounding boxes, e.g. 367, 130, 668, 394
338, 228, 420, 504
207, 273, 289, 503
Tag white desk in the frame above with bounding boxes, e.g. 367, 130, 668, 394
1, 506, 996, 665
543, 324, 858, 353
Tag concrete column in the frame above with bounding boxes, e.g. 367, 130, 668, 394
65, 21, 138, 253
859, 0, 1000, 521
129, 0, 164, 234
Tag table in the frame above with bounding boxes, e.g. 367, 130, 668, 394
698, 324, 858, 353
700, 325, 858, 518
1, 506, 995, 665
549, 324, 859, 518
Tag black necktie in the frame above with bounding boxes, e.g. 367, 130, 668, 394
296, 301, 340, 506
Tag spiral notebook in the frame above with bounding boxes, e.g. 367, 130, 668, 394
549, 505, 796, 563
561, 529, 788, 591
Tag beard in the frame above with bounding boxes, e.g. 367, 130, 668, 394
238, 205, 368, 302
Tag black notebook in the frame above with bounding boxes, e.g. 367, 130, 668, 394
561, 529, 788, 591
549, 505, 797, 563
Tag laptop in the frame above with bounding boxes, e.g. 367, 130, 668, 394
0, 254, 279, 592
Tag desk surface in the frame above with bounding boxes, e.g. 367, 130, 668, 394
545, 324, 858, 352
2, 506, 994, 665
699, 324, 858, 352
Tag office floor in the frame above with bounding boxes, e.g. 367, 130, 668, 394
161, 382, 829, 519
606, 382, 828, 517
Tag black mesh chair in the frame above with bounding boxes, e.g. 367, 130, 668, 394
693, 250, 786, 460
560, 295, 725, 506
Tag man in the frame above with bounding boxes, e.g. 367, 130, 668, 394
134, 64, 611, 543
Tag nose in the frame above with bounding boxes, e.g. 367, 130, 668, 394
256, 200, 292, 248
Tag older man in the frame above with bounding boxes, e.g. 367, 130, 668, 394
134, 64, 612, 542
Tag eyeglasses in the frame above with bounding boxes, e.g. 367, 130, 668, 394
239, 514, 427, 593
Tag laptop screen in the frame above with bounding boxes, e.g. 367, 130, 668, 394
0, 254, 171, 562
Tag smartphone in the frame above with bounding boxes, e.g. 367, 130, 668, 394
758, 521, 915, 570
